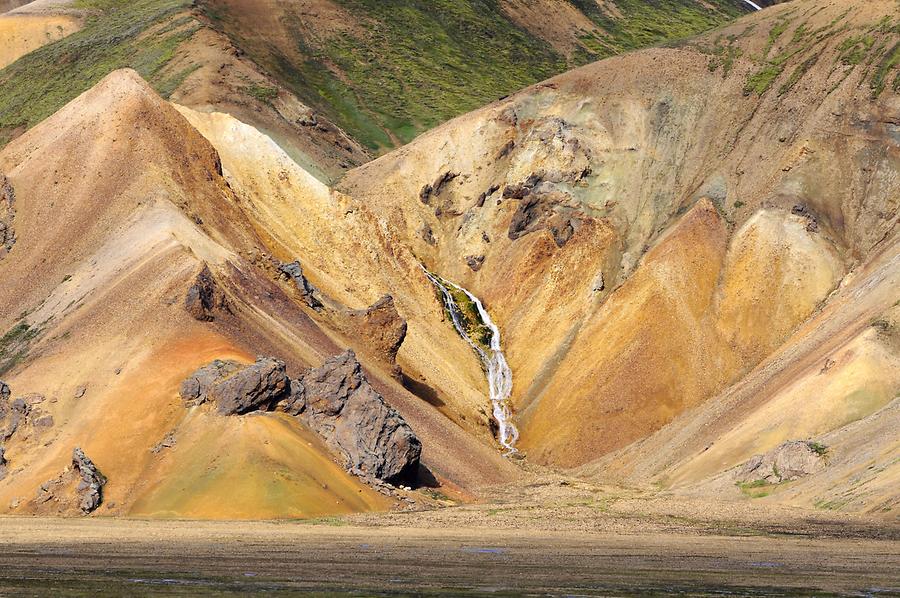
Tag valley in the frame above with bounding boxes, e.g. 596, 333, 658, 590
0, 0, 897, 593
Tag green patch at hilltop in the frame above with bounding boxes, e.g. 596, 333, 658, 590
201, 0, 748, 153
573, 0, 745, 57
0, 0, 196, 146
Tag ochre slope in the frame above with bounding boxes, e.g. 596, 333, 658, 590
338, 0, 899, 473
0, 12, 80, 69
0, 69, 392, 517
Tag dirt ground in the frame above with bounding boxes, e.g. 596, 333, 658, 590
1, 481, 897, 596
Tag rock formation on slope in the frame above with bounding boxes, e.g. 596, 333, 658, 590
32, 447, 106, 515
281, 350, 422, 485
180, 351, 422, 485
343, 296, 409, 367
180, 357, 289, 415
735, 441, 828, 485
0, 173, 13, 258
71, 447, 106, 514
276, 259, 408, 366
184, 264, 229, 321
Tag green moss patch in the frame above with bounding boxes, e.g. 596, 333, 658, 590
0, 320, 42, 376
0, 0, 197, 146
200, 0, 747, 153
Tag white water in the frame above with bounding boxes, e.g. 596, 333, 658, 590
423, 269, 519, 454
740, 0, 762, 10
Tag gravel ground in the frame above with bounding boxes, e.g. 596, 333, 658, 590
1, 482, 897, 596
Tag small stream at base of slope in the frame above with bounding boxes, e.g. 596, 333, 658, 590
422, 267, 519, 455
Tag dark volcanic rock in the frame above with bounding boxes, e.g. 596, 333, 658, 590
279, 260, 324, 310
72, 447, 106, 514
465, 255, 485, 272
185, 264, 228, 321
0, 390, 28, 442
284, 350, 421, 484
0, 380, 9, 403
419, 223, 436, 246
503, 173, 543, 200
508, 189, 580, 247
0, 446, 7, 480
476, 184, 500, 208
345, 295, 408, 365
179, 360, 242, 406
736, 440, 827, 484
791, 203, 819, 232
181, 358, 289, 415
419, 171, 459, 205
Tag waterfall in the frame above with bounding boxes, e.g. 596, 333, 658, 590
423, 269, 519, 454
740, 0, 762, 10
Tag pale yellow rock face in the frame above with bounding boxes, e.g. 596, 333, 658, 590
716, 209, 845, 364
0, 15, 80, 69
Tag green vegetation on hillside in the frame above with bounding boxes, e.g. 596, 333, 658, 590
0, 0, 195, 146
722, 8, 900, 98
201, 0, 749, 153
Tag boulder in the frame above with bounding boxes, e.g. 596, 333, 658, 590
180, 357, 289, 415
278, 260, 324, 310
72, 447, 106, 514
0, 393, 27, 442
345, 295, 408, 365
736, 440, 827, 484
0, 446, 7, 480
283, 350, 421, 484
185, 264, 228, 321
465, 255, 485, 272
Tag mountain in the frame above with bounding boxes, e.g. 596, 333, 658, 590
337, 0, 900, 512
0, 0, 898, 521
0, 0, 755, 183
198, 0, 752, 152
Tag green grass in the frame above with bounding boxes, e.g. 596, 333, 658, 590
806, 441, 828, 457
0, 320, 42, 376
779, 53, 818, 95
0, 0, 196, 146
200, 0, 748, 153
241, 83, 279, 104
737, 479, 773, 498
872, 42, 900, 97
744, 64, 783, 95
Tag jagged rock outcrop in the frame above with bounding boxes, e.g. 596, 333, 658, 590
344, 295, 408, 365
0, 446, 7, 480
279, 260, 324, 310
0, 391, 27, 442
419, 171, 459, 205
184, 264, 228, 321
0, 173, 15, 259
1, 392, 54, 444
736, 440, 828, 484
31, 447, 107, 515
72, 447, 106, 514
281, 350, 421, 484
180, 357, 289, 415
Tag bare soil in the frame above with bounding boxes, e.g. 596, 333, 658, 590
1, 489, 897, 597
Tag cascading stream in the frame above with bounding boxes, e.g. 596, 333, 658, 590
422, 268, 519, 454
